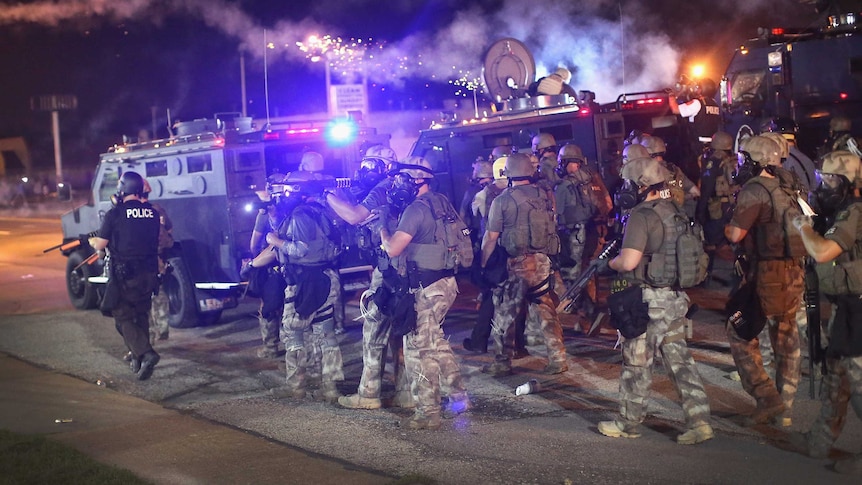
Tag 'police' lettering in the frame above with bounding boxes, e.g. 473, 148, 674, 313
126, 207, 155, 219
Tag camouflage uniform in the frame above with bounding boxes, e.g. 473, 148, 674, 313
606, 198, 711, 436
148, 201, 172, 344
397, 191, 468, 425
726, 172, 803, 424
555, 167, 611, 288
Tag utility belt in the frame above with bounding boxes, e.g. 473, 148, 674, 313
113, 257, 155, 280
282, 262, 333, 285
406, 262, 454, 289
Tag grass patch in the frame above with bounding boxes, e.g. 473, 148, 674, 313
0, 429, 149, 485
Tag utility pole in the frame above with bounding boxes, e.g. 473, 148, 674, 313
31, 94, 77, 200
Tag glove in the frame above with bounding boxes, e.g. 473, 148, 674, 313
240, 260, 255, 280
590, 258, 612, 275
792, 214, 813, 232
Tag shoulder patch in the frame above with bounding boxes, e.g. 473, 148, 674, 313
835, 210, 850, 221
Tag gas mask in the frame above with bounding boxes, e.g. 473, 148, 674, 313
387, 173, 422, 210
614, 179, 646, 210
732, 151, 763, 185
810, 171, 852, 217
357, 158, 386, 190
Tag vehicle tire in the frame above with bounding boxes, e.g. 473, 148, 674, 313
163, 256, 198, 328
66, 250, 99, 310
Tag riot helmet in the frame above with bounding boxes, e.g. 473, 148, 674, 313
624, 130, 649, 147
811, 150, 861, 216
696, 78, 717, 98
621, 143, 651, 165
733, 136, 780, 184
710, 131, 734, 151
492, 156, 508, 181
556, 143, 586, 177
641, 136, 666, 158
472, 160, 494, 181
116, 171, 145, 198
490, 145, 514, 160
506, 153, 536, 185
760, 132, 789, 161
531, 133, 557, 158
616, 158, 670, 209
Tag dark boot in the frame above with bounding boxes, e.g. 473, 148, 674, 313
137, 351, 160, 381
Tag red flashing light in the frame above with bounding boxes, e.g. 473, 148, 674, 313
840, 92, 849, 99
771, 28, 784, 36
214, 138, 225, 147
263, 132, 281, 141
579, 107, 591, 116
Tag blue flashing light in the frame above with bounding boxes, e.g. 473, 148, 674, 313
325, 118, 358, 147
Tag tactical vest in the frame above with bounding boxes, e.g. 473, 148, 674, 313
404, 192, 474, 272
499, 184, 560, 257
559, 173, 594, 226
816, 203, 862, 295
745, 174, 806, 260
277, 202, 342, 266
622, 199, 708, 288
664, 162, 687, 208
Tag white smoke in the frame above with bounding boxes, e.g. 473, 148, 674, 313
0, 0, 819, 103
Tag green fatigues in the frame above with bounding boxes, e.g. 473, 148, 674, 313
487, 184, 566, 365
808, 203, 862, 463
148, 202, 172, 344
726, 176, 803, 418
613, 200, 711, 432
398, 192, 467, 418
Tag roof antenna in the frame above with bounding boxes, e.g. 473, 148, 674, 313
263, 28, 271, 129
619, 3, 626, 103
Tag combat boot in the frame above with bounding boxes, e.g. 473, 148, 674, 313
137, 351, 160, 381
402, 412, 441, 430
256, 347, 280, 359
676, 424, 714, 445
312, 381, 341, 404
543, 360, 569, 375
442, 393, 471, 419
337, 393, 382, 409
597, 420, 641, 439
743, 401, 785, 426
482, 356, 513, 377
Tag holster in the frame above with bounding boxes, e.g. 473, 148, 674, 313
607, 285, 650, 339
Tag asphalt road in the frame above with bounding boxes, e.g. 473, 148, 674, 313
1, 214, 861, 484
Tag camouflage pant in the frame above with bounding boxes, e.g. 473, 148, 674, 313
728, 260, 802, 415
281, 269, 344, 390
491, 253, 566, 364
148, 289, 169, 344
808, 353, 862, 450
559, 224, 588, 284
617, 287, 711, 430
403, 276, 467, 417
356, 268, 410, 399
758, 292, 809, 368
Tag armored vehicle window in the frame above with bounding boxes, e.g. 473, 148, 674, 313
538, 125, 575, 146
236, 151, 263, 171
146, 160, 168, 177
98, 168, 119, 202
729, 70, 765, 105
482, 133, 513, 150
188, 153, 213, 173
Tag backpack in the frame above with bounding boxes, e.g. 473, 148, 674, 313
643, 200, 709, 289
500, 185, 560, 257
406, 192, 474, 272
747, 174, 806, 259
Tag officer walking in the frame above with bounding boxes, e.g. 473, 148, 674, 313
267, 171, 344, 402
89, 171, 161, 380
596, 156, 713, 444
481, 153, 568, 376
724, 135, 804, 426
380, 157, 470, 430
794, 150, 862, 476
141, 178, 173, 343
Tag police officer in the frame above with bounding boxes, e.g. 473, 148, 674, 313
267, 171, 345, 402
325, 146, 415, 410
640, 135, 700, 210
244, 174, 288, 359
299, 151, 325, 173
761, 118, 816, 191
532, 132, 562, 191
696, 131, 738, 277
350, 145, 396, 203
90, 171, 161, 380
794, 151, 862, 476
527, 67, 578, 99
555, 143, 611, 319
725, 135, 804, 426
670, 78, 721, 178
380, 157, 470, 430
460, 159, 494, 254
596, 157, 713, 445
818, 116, 860, 158
481, 153, 568, 376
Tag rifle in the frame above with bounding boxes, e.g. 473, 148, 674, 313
271, 177, 352, 196
556, 237, 620, 314
804, 256, 824, 399
43, 232, 97, 254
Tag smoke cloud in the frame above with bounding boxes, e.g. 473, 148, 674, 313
0, 0, 818, 103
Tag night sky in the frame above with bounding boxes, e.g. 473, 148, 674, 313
0, 0, 841, 172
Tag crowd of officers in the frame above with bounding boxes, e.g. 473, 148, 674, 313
96, 113, 862, 474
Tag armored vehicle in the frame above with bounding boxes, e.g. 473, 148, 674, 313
60, 113, 387, 328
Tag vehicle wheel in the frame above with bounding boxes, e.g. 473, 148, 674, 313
66, 250, 98, 309
163, 257, 198, 328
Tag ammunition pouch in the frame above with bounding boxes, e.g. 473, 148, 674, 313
607, 285, 650, 339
